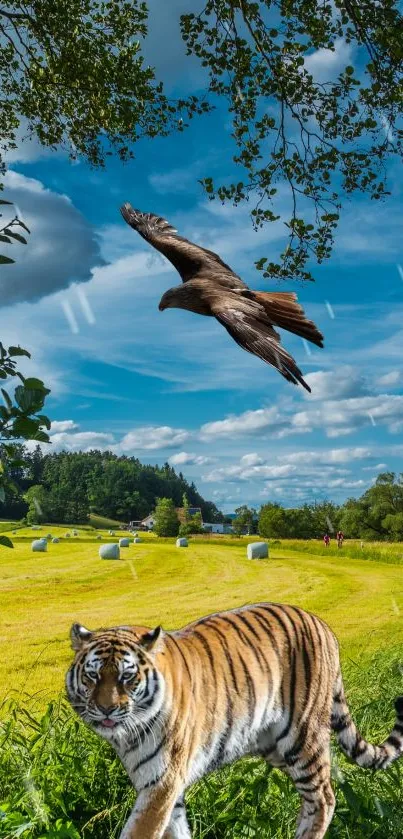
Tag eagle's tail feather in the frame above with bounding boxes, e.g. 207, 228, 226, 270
253, 291, 324, 348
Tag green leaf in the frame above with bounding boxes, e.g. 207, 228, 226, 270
12, 416, 40, 438
0, 235, 12, 243
23, 377, 48, 391
0, 535, 13, 548
0, 255, 15, 265
8, 346, 31, 358
14, 385, 45, 412
37, 413, 52, 430
0, 199, 13, 205
6, 230, 28, 245
1, 388, 13, 410
17, 220, 31, 234
33, 430, 50, 443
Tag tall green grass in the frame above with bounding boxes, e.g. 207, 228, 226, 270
277, 540, 403, 565
2, 647, 403, 838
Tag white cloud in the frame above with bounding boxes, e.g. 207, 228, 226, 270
302, 367, 369, 401
200, 406, 285, 439
362, 462, 387, 471
168, 451, 213, 466
31, 419, 191, 456
116, 426, 190, 452
376, 370, 401, 387
50, 420, 78, 433
204, 462, 297, 482
49, 430, 114, 452
239, 453, 264, 467
282, 447, 372, 465
304, 39, 354, 82
1, 171, 104, 306
200, 394, 403, 441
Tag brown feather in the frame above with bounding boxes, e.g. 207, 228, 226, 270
121, 203, 324, 389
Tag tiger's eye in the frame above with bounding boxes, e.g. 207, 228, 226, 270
123, 673, 136, 685
85, 670, 98, 682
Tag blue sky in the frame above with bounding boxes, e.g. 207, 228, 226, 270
1, 1, 402, 513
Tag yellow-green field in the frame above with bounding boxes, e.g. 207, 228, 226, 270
1, 530, 403, 704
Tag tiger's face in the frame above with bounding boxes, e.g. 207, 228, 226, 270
66, 622, 163, 739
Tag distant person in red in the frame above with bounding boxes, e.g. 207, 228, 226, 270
336, 530, 344, 548
323, 533, 330, 547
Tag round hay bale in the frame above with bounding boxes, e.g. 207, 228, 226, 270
32, 539, 47, 552
72, 529, 78, 536
52, 538, 60, 544
176, 537, 188, 548
132, 531, 138, 537
247, 541, 269, 560
99, 543, 120, 560
65, 532, 71, 538
133, 537, 141, 543
119, 537, 130, 547
31, 525, 40, 530
96, 534, 102, 540
12, 530, 16, 534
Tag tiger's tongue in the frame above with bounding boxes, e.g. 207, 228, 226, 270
101, 719, 116, 728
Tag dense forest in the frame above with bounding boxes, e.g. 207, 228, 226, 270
0, 445, 222, 525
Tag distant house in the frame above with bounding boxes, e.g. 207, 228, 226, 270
131, 506, 204, 532
141, 514, 156, 530
202, 522, 234, 534
175, 507, 203, 525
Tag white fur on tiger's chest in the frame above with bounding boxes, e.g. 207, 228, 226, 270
120, 726, 168, 789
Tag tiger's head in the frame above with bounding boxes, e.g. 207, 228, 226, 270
66, 622, 165, 739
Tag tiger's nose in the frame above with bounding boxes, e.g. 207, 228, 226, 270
97, 703, 118, 715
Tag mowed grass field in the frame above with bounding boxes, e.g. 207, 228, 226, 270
2, 530, 403, 838
1, 529, 403, 701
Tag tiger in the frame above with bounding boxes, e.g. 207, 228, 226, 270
66, 602, 403, 839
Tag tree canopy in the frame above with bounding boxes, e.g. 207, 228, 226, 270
1, 1, 402, 277
0, 0, 206, 170
233, 504, 256, 535
0, 344, 50, 546
153, 497, 180, 538
181, 0, 403, 280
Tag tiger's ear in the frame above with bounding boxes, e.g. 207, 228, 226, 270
70, 623, 93, 651
139, 625, 164, 653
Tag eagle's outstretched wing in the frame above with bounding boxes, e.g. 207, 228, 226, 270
212, 295, 312, 391
120, 203, 245, 287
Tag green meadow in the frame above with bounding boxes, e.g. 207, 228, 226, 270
1, 530, 403, 837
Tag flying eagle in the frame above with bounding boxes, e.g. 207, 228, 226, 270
120, 203, 323, 392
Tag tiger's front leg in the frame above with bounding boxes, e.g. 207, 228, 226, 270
163, 796, 192, 839
119, 780, 185, 839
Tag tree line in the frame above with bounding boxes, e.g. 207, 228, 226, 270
0, 445, 221, 526
257, 473, 403, 541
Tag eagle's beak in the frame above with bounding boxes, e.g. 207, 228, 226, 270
158, 301, 166, 311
